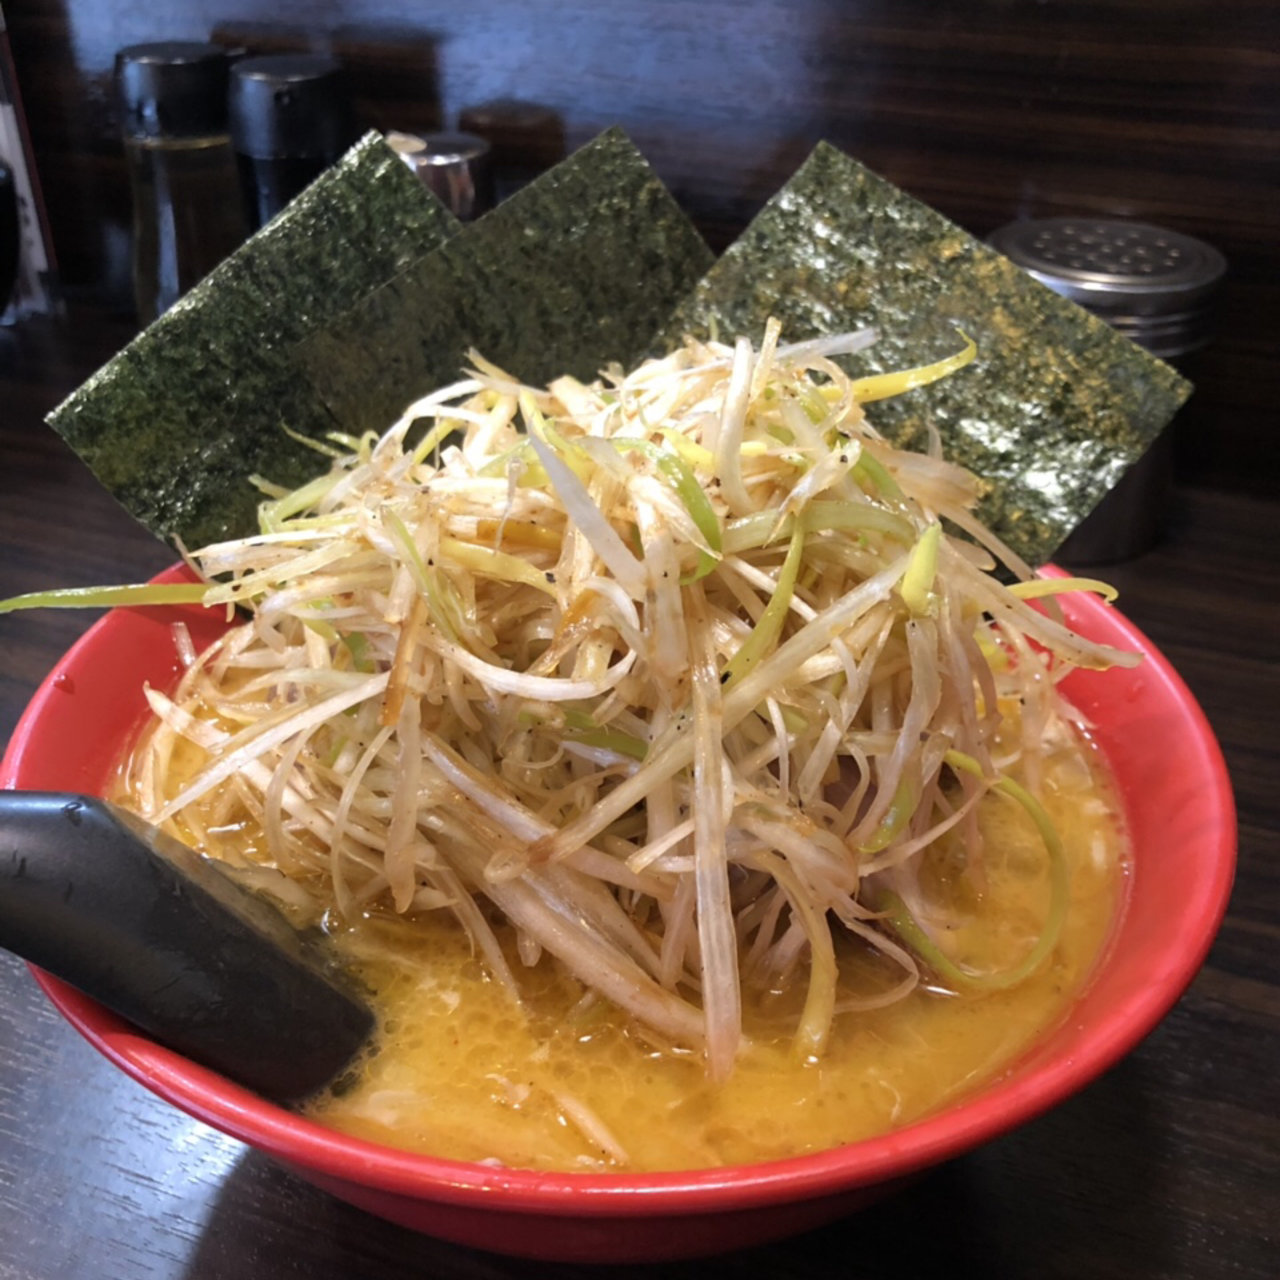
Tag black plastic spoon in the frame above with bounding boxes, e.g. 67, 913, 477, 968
0, 791, 374, 1103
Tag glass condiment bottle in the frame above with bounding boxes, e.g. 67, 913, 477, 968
115, 42, 247, 324
989, 217, 1226, 563
229, 54, 356, 230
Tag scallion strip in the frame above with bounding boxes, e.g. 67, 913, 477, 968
850, 330, 977, 404
874, 748, 1070, 991
0, 582, 212, 614
721, 523, 805, 686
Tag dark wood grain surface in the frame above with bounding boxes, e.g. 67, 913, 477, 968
0, 310, 1276, 1278
6, 0, 1280, 498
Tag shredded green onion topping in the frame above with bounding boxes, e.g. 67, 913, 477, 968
15, 323, 1138, 1079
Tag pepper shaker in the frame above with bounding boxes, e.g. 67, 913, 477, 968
990, 217, 1226, 563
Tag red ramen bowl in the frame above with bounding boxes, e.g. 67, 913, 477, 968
0, 564, 1235, 1263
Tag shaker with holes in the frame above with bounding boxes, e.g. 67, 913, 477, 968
990, 217, 1226, 562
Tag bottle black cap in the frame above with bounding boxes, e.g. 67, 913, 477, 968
229, 54, 356, 160
115, 42, 232, 140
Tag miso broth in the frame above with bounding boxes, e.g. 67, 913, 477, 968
118, 724, 1125, 1173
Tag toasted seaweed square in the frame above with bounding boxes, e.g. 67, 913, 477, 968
300, 128, 715, 435
664, 142, 1191, 566
48, 134, 461, 550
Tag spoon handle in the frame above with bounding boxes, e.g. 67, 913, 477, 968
0, 790, 373, 1102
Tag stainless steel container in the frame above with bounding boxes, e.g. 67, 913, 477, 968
989, 217, 1226, 563
385, 130, 494, 221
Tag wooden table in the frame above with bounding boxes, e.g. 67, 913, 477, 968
1, 311, 1275, 1279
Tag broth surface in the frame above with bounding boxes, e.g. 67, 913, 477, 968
321, 746, 1121, 1169
135, 732, 1121, 1172
121, 726, 1125, 1173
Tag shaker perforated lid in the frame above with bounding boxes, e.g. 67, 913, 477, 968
989, 217, 1226, 358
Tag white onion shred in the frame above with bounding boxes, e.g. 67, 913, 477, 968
128, 325, 1135, 1076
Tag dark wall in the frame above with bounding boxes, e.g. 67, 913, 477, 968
8, 0, 1278, 493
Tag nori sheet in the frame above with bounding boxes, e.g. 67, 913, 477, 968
300, 128, 715, 435
48, 134, 461, 549
663, 142, 1191, 567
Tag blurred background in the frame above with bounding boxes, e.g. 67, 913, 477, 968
3, 0, 1277, 493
